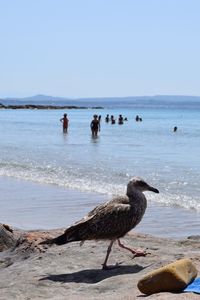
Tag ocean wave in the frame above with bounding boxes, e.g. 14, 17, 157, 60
147, 191, 200, 212
0, 160, 199, 212
0, 160, 126, 195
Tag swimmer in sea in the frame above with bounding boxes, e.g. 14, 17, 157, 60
111, 115, 116, 124
105, 114, 110, 123
90, 114, 100, 136
118, 114, 124, 125
60, 113, 69, 133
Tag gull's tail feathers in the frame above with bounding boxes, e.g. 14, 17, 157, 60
39, 222, 87, 246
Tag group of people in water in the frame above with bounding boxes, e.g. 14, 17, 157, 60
60, 113, 178, 136
105, 114, 128, 125
91, 114, 130, 135
135, 115, 143, 122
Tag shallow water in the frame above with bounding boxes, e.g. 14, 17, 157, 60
0, 105, 199, 237
0, 177, 199, 238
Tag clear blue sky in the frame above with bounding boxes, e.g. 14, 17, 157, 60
0, 0, 200, 98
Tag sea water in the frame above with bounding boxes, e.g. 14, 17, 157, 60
0, 104, 199, 236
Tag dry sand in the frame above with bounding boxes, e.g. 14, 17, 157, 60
0, 224, 200, 300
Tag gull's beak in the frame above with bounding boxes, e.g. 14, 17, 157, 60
148, 185, 159, 193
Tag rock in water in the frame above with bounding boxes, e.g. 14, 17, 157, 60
137, 258, 197, 295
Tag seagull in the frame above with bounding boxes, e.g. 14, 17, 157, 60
40, 177, 159, 269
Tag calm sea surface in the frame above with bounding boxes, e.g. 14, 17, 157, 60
0, 104, 199, 236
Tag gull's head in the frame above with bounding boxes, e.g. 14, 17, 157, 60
127, 177, 159, 195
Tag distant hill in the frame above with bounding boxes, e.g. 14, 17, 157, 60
1, 94, 200, 108
2, 94, 70, 103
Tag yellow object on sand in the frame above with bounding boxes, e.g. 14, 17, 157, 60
138, 258, 197, 295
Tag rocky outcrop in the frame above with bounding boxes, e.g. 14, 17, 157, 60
0, 104, 103, 110
0, 223, 62, 254
0, 224, 17, 251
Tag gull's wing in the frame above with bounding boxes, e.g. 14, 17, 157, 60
64, 199, 134, 242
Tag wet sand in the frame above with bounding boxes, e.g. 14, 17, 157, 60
0, 176, 199, 238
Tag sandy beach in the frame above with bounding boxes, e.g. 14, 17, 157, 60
0, 177, 200, 299
0, 223, 200, 300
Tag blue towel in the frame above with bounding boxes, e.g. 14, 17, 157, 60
184, 277, 200, 294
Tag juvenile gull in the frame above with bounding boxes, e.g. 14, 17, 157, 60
41, 177, 159, 269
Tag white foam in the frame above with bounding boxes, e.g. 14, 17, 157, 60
0, 158, 200, 212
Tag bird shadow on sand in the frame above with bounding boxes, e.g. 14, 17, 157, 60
39, 264, 149, 284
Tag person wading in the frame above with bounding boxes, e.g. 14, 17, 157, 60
60, 113, 69, 133
90, 114, 100, 137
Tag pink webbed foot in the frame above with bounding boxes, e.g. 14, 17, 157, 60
131, 248, 150, 258
117, 239, 150, 258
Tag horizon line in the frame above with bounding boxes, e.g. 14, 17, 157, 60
1, 93, 200, 100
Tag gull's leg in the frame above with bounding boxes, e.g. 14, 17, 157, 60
117, 239, 148, 257
102, 240, 115, 270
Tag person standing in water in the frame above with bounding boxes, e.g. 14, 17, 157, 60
105, 114, 110, 122
111, 115, 116, 124
90, 114, 100, 136
118, 114, 124, 125
60, 113, 69, 133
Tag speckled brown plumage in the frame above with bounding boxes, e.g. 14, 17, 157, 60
41, 177, 159, 269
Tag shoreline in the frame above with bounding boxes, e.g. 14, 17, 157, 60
0, 175, 199, 239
